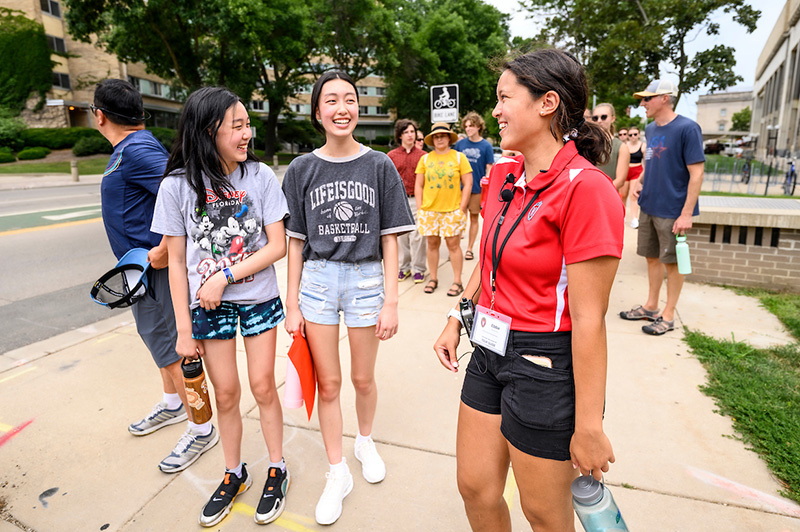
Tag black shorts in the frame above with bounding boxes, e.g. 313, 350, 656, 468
460, 330, 574, 461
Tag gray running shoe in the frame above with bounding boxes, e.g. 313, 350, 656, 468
159, 426, 219, 473
128, 401, 187, 436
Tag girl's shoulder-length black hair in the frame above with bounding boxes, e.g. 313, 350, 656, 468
165, 86, 259, 213
503, 48, 611, 166
310, 70, 359, 135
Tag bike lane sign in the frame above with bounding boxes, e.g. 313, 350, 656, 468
431, 84, 459, 123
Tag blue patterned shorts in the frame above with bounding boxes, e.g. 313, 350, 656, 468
191, 297, 284, 340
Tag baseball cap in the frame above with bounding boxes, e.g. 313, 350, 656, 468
90, 248, 151, 309
633, 79, 678, 99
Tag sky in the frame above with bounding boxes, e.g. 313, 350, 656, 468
483, 0, 785, 120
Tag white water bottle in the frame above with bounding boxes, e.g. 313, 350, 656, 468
675, 233, 692, 275
571, 475, 629, 532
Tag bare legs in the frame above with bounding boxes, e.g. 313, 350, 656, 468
644, 257, 684, 322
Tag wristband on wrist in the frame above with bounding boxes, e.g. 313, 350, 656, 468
222, 267, 235, 285
447, 308, 463, 325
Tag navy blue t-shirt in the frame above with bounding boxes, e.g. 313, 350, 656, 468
638, 115, 704, 218
101, 129, 169, 259
455, 137, 494, 193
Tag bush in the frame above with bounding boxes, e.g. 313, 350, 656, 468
0, 107, 26, 150
17, 146, 50, 160
374, 135, 392, 146
20, 127, 102, 150
72, 135, 113, 156
150, 127, 176, 152
0, 147, 15, 163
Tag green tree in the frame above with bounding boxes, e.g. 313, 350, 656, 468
64, 0, 317, 156
730, 106, 751, 133
382, 0, 510, 131
521, 0, 759, 112
0, 8, 54, 113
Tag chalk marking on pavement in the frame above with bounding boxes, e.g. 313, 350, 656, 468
0, 422, 13, 431
232, 503, 317, 531
42, 208, 102, 221
504, 468, 517, 509
0, 419, 34, 448
0, 217, 101, 237
0, 366, 36, 384
687, 466, 800, 518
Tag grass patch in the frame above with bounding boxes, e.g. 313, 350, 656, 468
684, 289, 800, 503
0, 158, 109, 175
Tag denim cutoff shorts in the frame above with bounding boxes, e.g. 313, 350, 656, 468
191, 297, 284, 340
300, 259, 384, 328
460, 330, 575, 461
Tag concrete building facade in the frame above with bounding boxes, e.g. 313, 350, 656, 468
752, 0, 800, 159
695, 90, 753, 139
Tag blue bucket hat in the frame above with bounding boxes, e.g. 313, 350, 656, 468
90, 248, 151, 308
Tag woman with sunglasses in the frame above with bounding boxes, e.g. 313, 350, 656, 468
623, 126, 644, 228
434, 49, 623, 532
592, 103, 630, 192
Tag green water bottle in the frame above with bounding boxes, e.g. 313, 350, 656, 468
676, 233, 692, 275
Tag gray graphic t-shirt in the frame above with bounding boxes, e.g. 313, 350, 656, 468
152, 161, 288, 309
282, 146, 415, 262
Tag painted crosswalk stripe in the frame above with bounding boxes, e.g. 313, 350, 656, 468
43, 209, 102, 221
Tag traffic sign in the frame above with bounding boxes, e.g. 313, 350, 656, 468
431, 84, 459, 123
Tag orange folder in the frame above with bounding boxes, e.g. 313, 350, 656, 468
287, 333, 317, 421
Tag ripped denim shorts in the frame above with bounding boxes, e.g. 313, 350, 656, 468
299, 259, 384, 328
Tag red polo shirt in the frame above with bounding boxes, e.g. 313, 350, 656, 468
478, 141, 624, 332
387, 145, 426, 196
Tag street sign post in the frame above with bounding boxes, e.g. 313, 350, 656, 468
431, 84, 459, 123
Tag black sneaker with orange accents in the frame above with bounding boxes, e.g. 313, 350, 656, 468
199, 464, 252, 527
255, 465, 290, 525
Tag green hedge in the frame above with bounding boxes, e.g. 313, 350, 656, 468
17, 146, 50, 160
150, 127, 176, 152
72, 136, 113, 156
20, 127, 102, 150
0, 146, 15, 163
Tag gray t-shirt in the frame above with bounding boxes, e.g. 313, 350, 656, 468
152, 161, 288, 309
282, 146, 415, 262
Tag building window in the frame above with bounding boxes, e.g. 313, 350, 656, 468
128, 76, 141, 91
375, 106, 387, 115
720, 108, 726, 117
52, 72, 70, 90
359, 106, 369, 115
376, 87, 386, 96
718, 123, 725, 131
151, 82, 162, 97
251, 100, 265, 111
46, 35, 66, 53
40, 0, 61, 17
357, 86, 369, 96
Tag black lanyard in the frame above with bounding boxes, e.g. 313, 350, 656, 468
488, 186, 547, 308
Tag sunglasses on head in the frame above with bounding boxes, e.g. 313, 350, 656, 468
591, 114, 608, 122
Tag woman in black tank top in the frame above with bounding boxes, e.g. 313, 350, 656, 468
622, 126, 644, 227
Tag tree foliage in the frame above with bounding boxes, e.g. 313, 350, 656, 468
382, 0, 510, 131
0, 8, 54, 113
731, 105, 751, 133
521, 0, 760, 114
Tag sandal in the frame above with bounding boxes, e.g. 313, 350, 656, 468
619, 305, 659, 321
424, 280, 438, 294
447, 282, 464, 297
465, 250, 474, 260
642, 316, 675, 335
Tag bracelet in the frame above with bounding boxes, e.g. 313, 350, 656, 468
447, 308, 463, 325
222, 267, 235, 285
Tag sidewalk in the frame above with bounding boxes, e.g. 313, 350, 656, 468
1, 222, 799, 531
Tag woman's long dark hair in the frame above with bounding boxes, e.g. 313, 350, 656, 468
504, 49, 611, 166
165, 86, 258, 213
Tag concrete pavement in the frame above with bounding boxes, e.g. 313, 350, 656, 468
1, 190, 800, 530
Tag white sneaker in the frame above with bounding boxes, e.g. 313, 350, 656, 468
315, 466, 354, 525
354, 438, 386, 483
630, 218, 639, 229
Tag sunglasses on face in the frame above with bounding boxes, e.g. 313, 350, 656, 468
591, 114, 608, 121
629, 132, 639, 137
642, 95, 661, 102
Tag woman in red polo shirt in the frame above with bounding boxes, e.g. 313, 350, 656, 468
434, 49, 624, 531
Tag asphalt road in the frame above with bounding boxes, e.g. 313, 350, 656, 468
0, 183, 126, 354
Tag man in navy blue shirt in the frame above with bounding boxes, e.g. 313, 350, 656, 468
94, 79, 217, 472
619, 80, 704, 335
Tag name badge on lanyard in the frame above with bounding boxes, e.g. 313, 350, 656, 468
470, 305, 512, 355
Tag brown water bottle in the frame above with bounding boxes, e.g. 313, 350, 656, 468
182, 358, 213, 424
